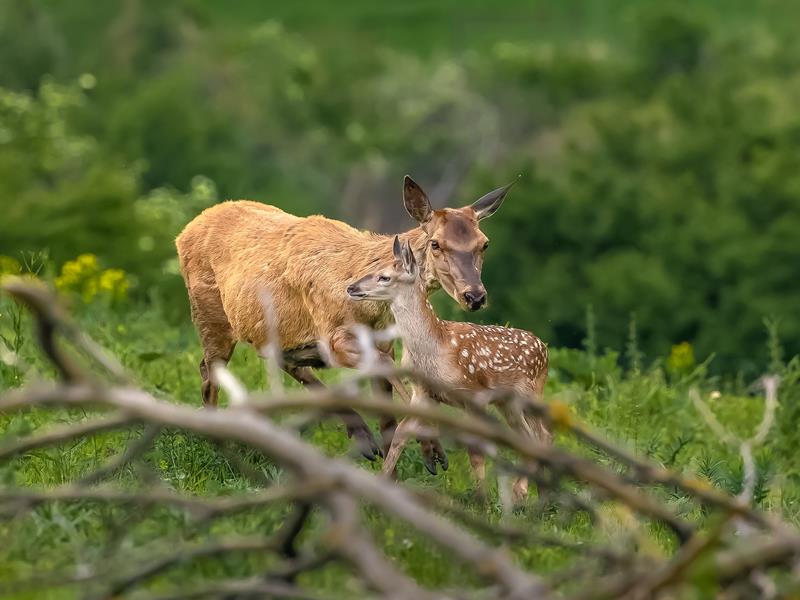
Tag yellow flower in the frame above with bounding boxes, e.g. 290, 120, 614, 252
668, 342, 695, 373
55, 254, 129, 304
98, 269, 130, 303
549, 400, 573, 429
82, 277, 99, 303
0, 256, 21, 276
76, 254, 99, 271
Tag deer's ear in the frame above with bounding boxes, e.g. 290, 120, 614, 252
470, 177, 519, 220
392, 235, 403, 261
401, 241, 416, 274
403, 175, 432, 224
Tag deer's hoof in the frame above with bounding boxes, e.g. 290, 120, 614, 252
422, 450, 450, 475
350, 427, 381, 461
437, 450, 449, 472
422, 453, 438, 475
421, 442, 448, 475
431, 440, 448, 472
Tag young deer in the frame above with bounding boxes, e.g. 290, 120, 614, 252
176, 175, 514, 468
347, 237, 551, 503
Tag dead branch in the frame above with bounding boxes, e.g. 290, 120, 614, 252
1, 278, 798, 600
0, 413, 134, 461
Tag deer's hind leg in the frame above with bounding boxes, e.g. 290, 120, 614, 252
188, 286, 236, 407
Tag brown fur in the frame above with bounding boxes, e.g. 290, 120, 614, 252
177, 200, 403, 355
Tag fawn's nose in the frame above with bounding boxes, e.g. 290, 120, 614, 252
347, 284, 367, 299
464, 289, 486, 311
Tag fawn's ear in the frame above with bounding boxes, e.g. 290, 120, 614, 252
392, 235, 403, 261
401, 241, 417, 274
403, 175, 433, 224
470, 176, 519, 220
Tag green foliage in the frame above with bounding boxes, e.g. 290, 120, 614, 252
0, 81, 141, 270
478, 17, 800, 370
2, 2, 799, 367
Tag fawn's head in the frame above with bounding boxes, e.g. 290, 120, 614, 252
347, 236, 418, 303
402, 175, 514, 311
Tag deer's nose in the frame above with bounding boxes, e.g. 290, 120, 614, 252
346, 284, 358, 295
464, 289, 486, 311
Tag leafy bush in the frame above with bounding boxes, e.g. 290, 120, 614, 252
477, 17, 800, 371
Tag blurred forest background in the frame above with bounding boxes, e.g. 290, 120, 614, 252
1, 0, 799, 375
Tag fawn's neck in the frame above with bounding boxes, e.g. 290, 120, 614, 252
390, 282, 446, 362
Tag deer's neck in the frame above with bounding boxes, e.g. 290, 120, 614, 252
390, 283, 446, 364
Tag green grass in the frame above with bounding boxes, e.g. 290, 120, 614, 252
1, 292, 799, 596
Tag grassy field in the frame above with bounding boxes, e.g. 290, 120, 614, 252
1, 288, 798, 597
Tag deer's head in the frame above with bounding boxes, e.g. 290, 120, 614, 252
347, 236, 418, 303
402, 175, 513, 312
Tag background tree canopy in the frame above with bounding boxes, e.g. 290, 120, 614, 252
1, 0, 798, 374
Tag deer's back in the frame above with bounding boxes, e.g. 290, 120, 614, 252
442, 322, 548, 396
176, 200, 390, 350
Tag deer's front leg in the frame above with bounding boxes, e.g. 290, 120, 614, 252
283, 364, 381, 461
324, 327, 394, 460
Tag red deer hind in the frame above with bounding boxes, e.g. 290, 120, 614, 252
347, 237, 551, 503
175, 176, 514, 468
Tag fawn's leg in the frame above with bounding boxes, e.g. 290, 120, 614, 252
373, 376, 399, 459
468, 449, 488, 500
380, 343, 446, 474
283, 364, 381, 461
382, 387, 446, 477
327, 327, 446, 471
497, 400, 552, 504
382, 416, 416, 477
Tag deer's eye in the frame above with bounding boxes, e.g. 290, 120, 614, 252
430, 240, 440, 250
377, 275, 391, 283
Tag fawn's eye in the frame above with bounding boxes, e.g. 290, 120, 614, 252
430, 240, 440, 250
377, 275, 391, 283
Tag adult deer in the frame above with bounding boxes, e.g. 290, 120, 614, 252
347, 237, 551, 503
176, 176, 513, 468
